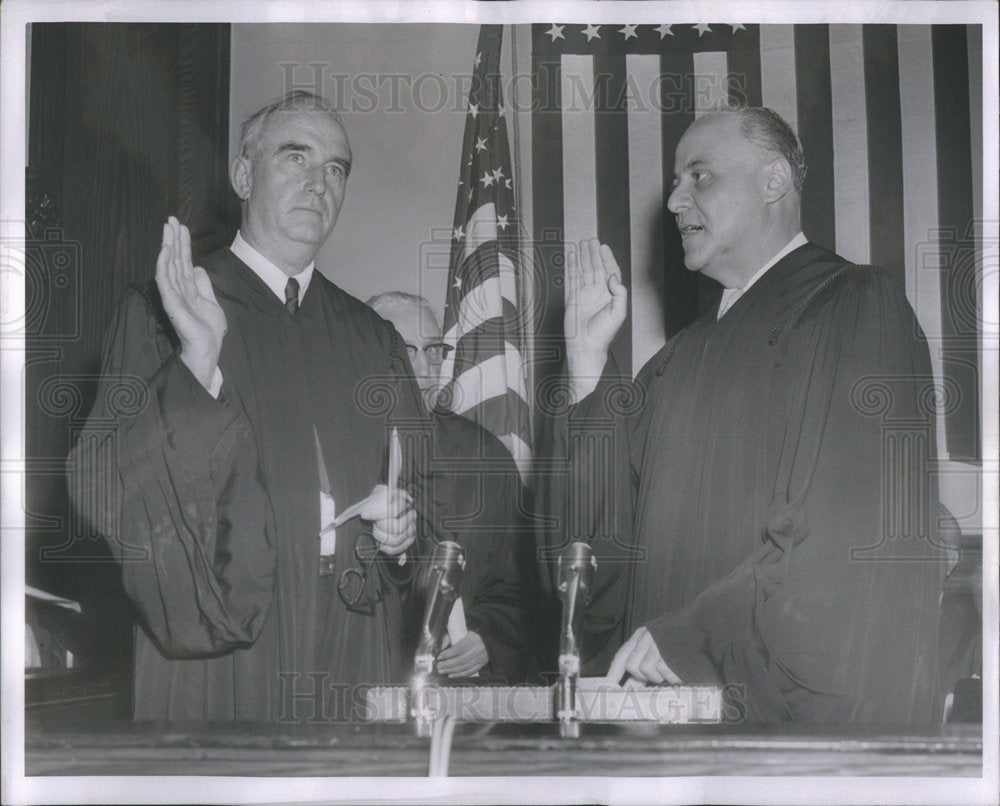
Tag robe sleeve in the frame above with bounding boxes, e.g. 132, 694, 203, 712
645, 270, 948, 722
461, 467, 533, 681
535, 355, 648, 674
67, 284, 276, 658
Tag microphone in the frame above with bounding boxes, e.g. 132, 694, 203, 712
411, 540, 465, 735
556, 542, 596, 738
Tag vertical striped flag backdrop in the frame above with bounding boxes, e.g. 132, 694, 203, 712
531, 22, 982, 462
441, 25, 533, 477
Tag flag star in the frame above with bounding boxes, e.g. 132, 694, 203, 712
452, 277, 462, 290
582, 23, 601, 41
497, 214, 509, 231
694, 23, 712, 36
469, 103, 479, 119
492, 166, 505, 182
729, 23, 747, 33
467, 188, 474, 201
475, 137, 488, 153
481, 170, 495, 188
546, 23, 565, 41
505, 178, 512, 189
453, 225, 465, 240
619, 24, 638, 40
498, 103, 506, 118
474, 52, 482, 67
654, 23, 674, 38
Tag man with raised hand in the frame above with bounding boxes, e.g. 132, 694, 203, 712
70, 91, 429, 721
557, 107, 948, 723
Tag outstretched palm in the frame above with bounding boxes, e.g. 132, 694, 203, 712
564, 239, 628, 400
156, 216, 227, 389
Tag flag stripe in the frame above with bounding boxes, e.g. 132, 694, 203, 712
561, 54, 598, 250
932, 24, 979, 460
692, 51, 729, 116
498, 432, 533, 479
967, 25, 983, 228
594, 39, 633, 376
794, 25, 836, 253
450, 353, 530, 414
448, 390, 533, 479
449, 301, 522, 373
728, 24, 763, 107
462, 202, 500, 259
760, 25, 798, 133
531, 29, 566, 386
627, 53, 667, 373
898, 24, 947, 460
829, 24, 871, 265
451, 387, 533, 435
864, 25, 906, 282
450, 247, 519, 330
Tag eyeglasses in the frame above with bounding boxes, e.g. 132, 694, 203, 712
405, 342, 452, 365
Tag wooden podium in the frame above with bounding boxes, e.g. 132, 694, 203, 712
366, 679, 722, 774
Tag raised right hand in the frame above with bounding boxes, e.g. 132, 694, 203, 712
156, 216, 227, 390
564, 238, 628, 402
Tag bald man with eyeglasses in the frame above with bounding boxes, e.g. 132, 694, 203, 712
369, 292, 535, 682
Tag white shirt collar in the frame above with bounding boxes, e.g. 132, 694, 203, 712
717, 232, 807, 319
230, 231, 314, 305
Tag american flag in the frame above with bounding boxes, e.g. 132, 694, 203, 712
440, 24, 533, 477
531, 22, 982, 463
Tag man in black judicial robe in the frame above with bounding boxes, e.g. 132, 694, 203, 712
547, 108, 951, 723
68, 91, 429, 721
368, 293, 533, 682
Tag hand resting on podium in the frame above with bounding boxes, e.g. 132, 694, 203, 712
606, 626, 682, 687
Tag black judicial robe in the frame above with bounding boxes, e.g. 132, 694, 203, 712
545, 243, 950, 723
430, 410, 533, 682
69, 248, 430, 721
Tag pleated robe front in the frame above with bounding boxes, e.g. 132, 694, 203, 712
70, 248, 429, 722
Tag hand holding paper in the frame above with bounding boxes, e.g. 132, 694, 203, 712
343, 429, 415, 557
333, 428, 405, 527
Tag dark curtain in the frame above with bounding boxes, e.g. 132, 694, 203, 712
25, 23, 237, 695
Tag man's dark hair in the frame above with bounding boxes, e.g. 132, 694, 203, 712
238, 90, 347, 160
726, 105, 807, 195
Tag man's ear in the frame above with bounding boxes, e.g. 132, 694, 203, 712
230, 155, 252, 201
763, 158, 792, 203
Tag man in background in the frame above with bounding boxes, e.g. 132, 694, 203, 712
69, 91, 429, 721
369, 292, 534, 681
554, 106, 949, 722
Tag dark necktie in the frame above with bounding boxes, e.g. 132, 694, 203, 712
284, 277, 299, 315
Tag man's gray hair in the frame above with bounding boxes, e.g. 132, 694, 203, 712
367, 291, 436, 319
238, 90, 346, 160
726, 105, 807, 195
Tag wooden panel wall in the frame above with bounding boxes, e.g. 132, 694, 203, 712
25, 23, 237, 681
